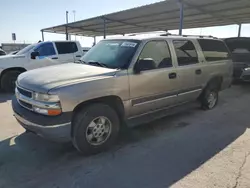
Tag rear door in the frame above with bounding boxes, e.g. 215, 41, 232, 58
55, 42, 77, 63
74, 43, 83, 60
172, 39, 203, 103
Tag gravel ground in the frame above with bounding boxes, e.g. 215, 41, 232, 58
0, 85, 250, 188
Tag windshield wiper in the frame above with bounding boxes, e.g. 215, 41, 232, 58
75, 59, 87, 64
88, 61, 107, 68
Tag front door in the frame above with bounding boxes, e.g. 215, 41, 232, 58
129, 40, 179, 117
172, 40, 203, 103
26, 42, 60, 70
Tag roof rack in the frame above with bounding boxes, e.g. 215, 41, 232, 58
160, 33, 218, 39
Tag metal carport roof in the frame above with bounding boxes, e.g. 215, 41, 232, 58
42, 0, 250, 38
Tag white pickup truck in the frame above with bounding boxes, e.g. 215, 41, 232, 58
0, 41, 83, 92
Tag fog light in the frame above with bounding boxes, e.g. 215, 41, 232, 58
33, 107, 61, 116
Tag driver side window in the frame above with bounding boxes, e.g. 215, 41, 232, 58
138, 40, 172, 71
34, 43, 56, 56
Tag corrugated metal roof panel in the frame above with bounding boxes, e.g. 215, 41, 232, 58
42, 0, 250, 37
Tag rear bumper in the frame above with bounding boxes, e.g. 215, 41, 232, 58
240, 70, 250, 82
12, 96, 72, 142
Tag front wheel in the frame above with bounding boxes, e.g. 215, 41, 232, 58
1, 70, 22, 93
72, 103, 120, 155
200, 86, 219, 110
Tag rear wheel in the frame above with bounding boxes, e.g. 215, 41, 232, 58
200, 85, 219, 110
1, 70, 22, 93
72, 103, 120, 155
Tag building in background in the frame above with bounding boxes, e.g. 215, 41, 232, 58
0, 43, 31, 53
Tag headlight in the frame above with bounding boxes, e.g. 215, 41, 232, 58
244, 67, 250, 71
33, 93, 61, 116
33, 93, 60, 102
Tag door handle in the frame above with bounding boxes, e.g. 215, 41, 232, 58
195, 69, 202, 75
169, 72, 177, 79
76, 55, 81, 57
51, 57, 58, 59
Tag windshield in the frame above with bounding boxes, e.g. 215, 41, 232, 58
16, 44, 36, 55
81, 40, 140, 69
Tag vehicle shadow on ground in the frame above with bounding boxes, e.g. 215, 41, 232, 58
0, 85, 250, 188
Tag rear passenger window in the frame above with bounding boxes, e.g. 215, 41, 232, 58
198, 39, 230, 61
55, 42, 78, 54
138, 41, 172, 70
173, 40, 198, 66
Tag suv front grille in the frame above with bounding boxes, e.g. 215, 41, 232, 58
19, 100, 32, 110
16, 85, 33, 111
17, 86, 32, 98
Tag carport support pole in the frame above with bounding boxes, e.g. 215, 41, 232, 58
41, 30, 44, 41
103, 17, 106, 39
93, 36, 96, 45
238, 24, 242, 37
66, 11, 69, 40
178, 0, 184, 35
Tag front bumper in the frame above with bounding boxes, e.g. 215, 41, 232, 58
240, 69, 250, 82
12, 96, 72, 142
233, 64, 250, 82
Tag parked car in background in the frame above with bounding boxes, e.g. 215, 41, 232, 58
224, 37, 250, 82
0, 41, 83, 92
8, 50, 19, 55
0, 49, 6, 56
12, 36, 233, 155
82, 47, 91, 55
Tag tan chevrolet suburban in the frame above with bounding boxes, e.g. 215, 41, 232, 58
12, 35, 233, 154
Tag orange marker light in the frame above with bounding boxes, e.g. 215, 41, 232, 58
48, 109, 62, 116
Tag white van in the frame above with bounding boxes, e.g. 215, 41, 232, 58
0, 41, 83, 92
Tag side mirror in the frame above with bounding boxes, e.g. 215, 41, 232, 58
30, 51, 40, 59
134, 58, 156, 74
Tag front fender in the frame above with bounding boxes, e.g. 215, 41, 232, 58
0, 55, 27, 69
49, 76, 130, 112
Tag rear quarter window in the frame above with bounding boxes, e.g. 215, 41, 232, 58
55, 42, 78, 54
198, 39, 231, 62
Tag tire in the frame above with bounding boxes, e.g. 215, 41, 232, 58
72, 103, 120, 155
200, 84, 219, 110
1, 70, 21, 93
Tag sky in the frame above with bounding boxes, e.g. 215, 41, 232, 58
1, 0, 250, 47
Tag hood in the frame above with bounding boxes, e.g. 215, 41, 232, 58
0, 54, 25, 60
17, 63, 117, 93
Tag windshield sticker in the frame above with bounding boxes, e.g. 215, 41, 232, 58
121, 42, 137, 47
106, 43, 119, 46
